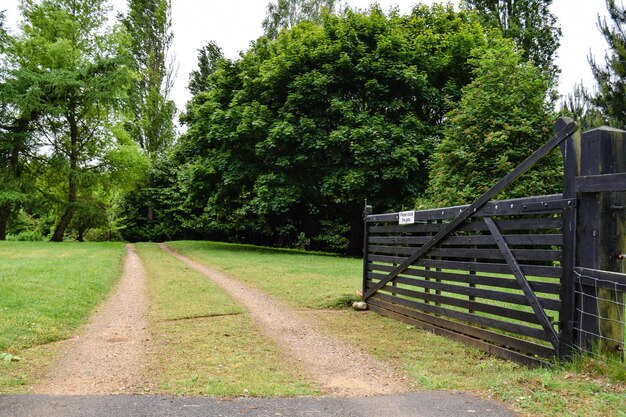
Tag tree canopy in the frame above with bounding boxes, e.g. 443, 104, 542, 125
121, 5, 489, 253
262, 0, 338, 39
589, 0, 626, 128
428, 38, 558, 206
6, 0, 136, 241
462, 0, 561, 80
122, 0, 176, 156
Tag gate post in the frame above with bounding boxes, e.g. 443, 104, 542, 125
559, 117, 581, 358
576, 126, 626, 357
362, 203, 373, 297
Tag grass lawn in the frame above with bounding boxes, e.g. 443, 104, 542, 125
136, 243, 317, 397
0, 241, 126, 393
169, 240, 625, 417
166, 241, 362, 309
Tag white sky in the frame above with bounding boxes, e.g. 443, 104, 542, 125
1, 0, 611, 112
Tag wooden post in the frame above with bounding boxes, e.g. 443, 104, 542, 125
577, 126, 626, 358
362, 204, 373, 298
559, 117, 580, 358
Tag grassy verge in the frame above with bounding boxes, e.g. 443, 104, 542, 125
166, 241, 362, 309
169, 240, 625, 416
0, 241, 126, 393
136, 243, 317, 397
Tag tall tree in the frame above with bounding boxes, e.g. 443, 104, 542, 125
559, 84, 605, 131
589, 0, 626, 128
13, 0, 132, 241
461, 0, 561, 80
122, 0, 176, 156
262, 0, 337, 39
166, 5, 486, 253
428, 38, 557, 206
188, 40, 224, 95
0, 10, 38, 240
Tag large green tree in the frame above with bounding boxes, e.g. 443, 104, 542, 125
159, 5, 486, 253
262, 0, 338, 39
589, 0, 626, 128
428, 38, 558, 206
122, 0, 176, 156
461, 0, 561, 80
0, 10, 39, 240
12, 0, 132, 241
187, 41, 224, 96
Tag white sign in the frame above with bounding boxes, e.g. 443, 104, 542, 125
399, 211, 415, 225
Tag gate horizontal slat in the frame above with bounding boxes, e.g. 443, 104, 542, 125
367, 255, 562, 278
372, 292, 551, 341
376, 283, 544, 325
368, 217, 563, 234
368, 245, 562, 262
368, 264, 561, 294
367, 297, 555, 360
367, 274, 561, 311
368, 234, 563, 246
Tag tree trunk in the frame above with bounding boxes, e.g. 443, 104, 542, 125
347, 212, 364, 256
0, 202, 10, 241
51, 115, 79, 242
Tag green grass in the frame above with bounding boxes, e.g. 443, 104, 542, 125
136, 243, 318, 397
168, 240, 625, 416
0, 241, 126, 393
166, 241, 362, 309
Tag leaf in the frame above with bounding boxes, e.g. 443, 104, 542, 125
1, 353, 21, 362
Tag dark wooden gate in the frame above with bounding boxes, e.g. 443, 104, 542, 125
362, 118, 579, 365
363, 118, 626, 365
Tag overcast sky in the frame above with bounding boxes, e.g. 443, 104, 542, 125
2, 0, 611, 113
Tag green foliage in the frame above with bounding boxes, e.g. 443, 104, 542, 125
589, 0, 626, 129
122, 0, 176, 156
461, 0, 561, 80
188, 41, 225, 95
559, 84, 606, 131
9, 0, 133, 241
166, 5, 486, 253
262, 0, 338, 39
118, 157, 189, 242
428, 38, 559, 206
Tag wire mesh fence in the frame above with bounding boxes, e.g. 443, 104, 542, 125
572, 268, 625, 365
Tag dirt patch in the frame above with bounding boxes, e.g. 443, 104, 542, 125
161, 243, 413, 397
31, 244, 148, 395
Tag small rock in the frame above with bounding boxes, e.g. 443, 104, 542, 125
352, 301, 368, 311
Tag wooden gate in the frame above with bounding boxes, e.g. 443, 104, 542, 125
362, 118, 579, 365
363, 118, 626, 365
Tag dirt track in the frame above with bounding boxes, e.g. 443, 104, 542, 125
32, 242, 410, 397
31, 244, 147, 395
161, 243, 412, 397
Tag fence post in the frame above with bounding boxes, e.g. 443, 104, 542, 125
362, 204, 373, 298
559, 117, 580, 358
577, 126, 626, 358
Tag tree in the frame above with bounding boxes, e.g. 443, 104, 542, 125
461, 0, 561, 80
122, 0, 176, 156
262, 0, 338, 39
428, 38, 558, 207
589, 0, 626, 128
12, 0, 132, 241
0, 10, 39, 240
169, 5, 487, 253
559, 84, 605, 131
188, 41, 224, 95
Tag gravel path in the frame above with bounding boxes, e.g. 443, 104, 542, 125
31, 244, 148, 395
161, 243, 413, 397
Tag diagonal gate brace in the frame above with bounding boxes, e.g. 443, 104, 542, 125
364, 118, 578, 300
484, 217, 560, 349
